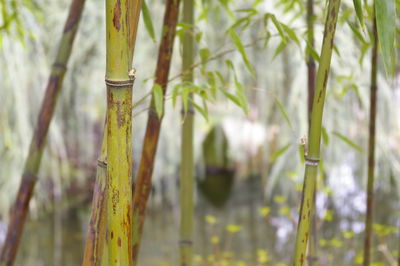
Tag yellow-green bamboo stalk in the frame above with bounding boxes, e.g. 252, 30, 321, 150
363, 7, 378, 266
82, 119, 108, 266
132, 0, 181, 264
82, 1, 141, 265
0, 0, 86, 264
105, 0, 142, 264
294, 0, 341, 265
179, 0, 194, 264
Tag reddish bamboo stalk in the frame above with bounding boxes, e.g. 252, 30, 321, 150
0, 0, 86, 264
131, 0, 181, 263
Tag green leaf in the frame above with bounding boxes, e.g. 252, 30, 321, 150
332, 131, 363, 152
275, 98, 292, 130
199, 48, 211, 64
273, 41, 288, 59
352, 0, 364, 29
228, 29, 255, 76
269, 143, 291, 162
280, 23, 300, 46
141, 0, 156, 42
192, 101, 209, 121
152, 84, 164, 118
375, 0, 396, 75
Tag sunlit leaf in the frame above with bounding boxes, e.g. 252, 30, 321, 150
141, 0, 156, 42
269, 143, 291, 163
228, 29, 255, 76
375, 0, 396, 75
275, 98, 292, 129
152, 84, 163, 118
352, 0, 364, 29
333, 131, 363, 152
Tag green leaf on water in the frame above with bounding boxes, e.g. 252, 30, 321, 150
375, 0, 396, 75
141, 0, 156, 42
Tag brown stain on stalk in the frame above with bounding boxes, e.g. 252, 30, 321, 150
113, 0, 122, 31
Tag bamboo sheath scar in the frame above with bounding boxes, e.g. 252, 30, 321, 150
0, 0, 86, 265
179, 0, 195, 264
293, 0, 341, 265
132, 0, 181, 264
363, 9, 378, 266
82, 0, 141, 265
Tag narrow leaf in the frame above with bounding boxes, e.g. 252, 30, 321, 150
141, 0, 156, 42
152, 84, 164, 118
353, 0, 364, 29
333, 131, 363, 152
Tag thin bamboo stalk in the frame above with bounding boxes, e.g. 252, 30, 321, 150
104, 0, 142, 264
363, 8, 378, 266
0, 1, 86, 264
179, 0, 194, 264
131, 0, 181, 263
306, 0, 317, 264
293, 0, 341, 265
82, 119, 108, 266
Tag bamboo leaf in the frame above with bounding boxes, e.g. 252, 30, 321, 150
273, 41, 288, 59
142, 0, 156, 42
332, 131, 363, 152
270, 143, 291, 162
375, 0, 396, 75
281, 23, 300, 46
228, 29, 255, 76
275, 98, 292, 130
352, 0, 364, 29
192, 101, 208, 121
152, 84, 164, 118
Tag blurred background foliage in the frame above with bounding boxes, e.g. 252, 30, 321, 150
0, 0, 399, 265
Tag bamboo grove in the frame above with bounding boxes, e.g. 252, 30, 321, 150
0, 0, 397, 265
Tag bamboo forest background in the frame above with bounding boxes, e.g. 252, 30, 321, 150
0, 0, 399, 265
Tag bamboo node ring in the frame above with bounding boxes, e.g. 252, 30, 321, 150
105, 78, 134, 88
305, 157, 320, 167
179, 239, 193, 246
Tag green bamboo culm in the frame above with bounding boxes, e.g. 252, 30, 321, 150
305, 0, 317, 264
179, 0, 195, 264
104, 0, 142, 264
132, 0, 181, 263
293, 0, 341, 265
362, 6, 378, 266
0, 0, 86, 264
83, 1, 141, 265
82, 119, 108, 266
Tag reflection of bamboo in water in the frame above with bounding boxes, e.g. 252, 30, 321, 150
0, 0, 86, 264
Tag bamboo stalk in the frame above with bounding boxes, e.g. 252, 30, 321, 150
131, 0, 181, 263
363, 7, 378, 266
0, 1, 86, 264
104, 0, 142, 264
82, 119, 108, 266
179, 0, 195, 264
82, 1, 141, 265
306, 0, 318, 264
293, 0, 341, 265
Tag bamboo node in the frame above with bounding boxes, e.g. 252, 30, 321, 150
179, 239, 193, 246
105, 78, 134, 88
52, 63, 67, 71
128, 68, 136, 80
97, 159, 107, 168
305, 157, 320, 167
